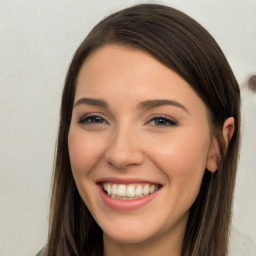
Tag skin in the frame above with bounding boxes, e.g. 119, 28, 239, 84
68, 45, 233, 256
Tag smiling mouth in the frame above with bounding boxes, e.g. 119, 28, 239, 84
100, 183, 161, 200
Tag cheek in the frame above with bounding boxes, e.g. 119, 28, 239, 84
151, 128, 209, 169
68, 128, 105, 176
148, 128, 210, 199
68, 127, 108, 207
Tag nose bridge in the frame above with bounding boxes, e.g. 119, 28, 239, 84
105, 121, 144, 169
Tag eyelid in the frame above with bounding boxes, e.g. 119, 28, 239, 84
78, 112, 109, 125
146, 114, 178, 126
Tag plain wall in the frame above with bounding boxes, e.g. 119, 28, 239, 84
0, 0, 255, 255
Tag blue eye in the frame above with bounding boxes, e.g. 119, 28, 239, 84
148, 117, 177, 127
78, 115, 108, 125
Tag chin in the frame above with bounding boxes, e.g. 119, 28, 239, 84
104, 229, 152, 244
101, 219, 160, 245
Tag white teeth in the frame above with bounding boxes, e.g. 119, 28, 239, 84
127, 185, 136, 198
112, 184, 118, 195
142, 184, 149, 196
150, 185, 155, 194
117, 185, 126, 197
107, 183, 111, 196
102, 183, 160, 199
135, 185, 142, 197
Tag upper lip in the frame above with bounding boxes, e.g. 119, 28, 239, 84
96, 177, 162, 185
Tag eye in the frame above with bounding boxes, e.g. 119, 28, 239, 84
78, 114, 108, 125
147, 116, 177, 127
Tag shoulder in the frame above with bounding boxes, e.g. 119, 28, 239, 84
35, 247, 46, 256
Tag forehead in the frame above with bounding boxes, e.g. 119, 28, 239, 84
75, 45, 208, 118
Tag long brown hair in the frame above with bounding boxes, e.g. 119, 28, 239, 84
46, 4, 241, 256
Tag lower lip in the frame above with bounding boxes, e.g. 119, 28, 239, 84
98, 185, 161, 211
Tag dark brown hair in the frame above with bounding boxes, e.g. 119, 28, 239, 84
46, 4, 241, 256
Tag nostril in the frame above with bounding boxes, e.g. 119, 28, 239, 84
105, 136, 144, 168
105, 150, 144, 169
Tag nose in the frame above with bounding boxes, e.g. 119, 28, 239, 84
105, 126, 144, 169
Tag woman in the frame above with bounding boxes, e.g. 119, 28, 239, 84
39, 4, 241, 256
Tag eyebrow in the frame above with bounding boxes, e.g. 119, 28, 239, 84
138, 99, 190, 114
74, 97, 190, 114
74, 98, 108, 108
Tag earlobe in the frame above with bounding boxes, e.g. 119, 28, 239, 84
206, 117, 235, 173
206, 137, 220, 173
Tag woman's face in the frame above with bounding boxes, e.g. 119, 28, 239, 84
68, 45, 216, 247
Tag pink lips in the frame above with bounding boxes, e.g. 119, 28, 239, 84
97, 182, 161, 211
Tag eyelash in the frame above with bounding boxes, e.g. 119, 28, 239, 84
146, 116, 178, 127
78, 114, 108, 125
78, 114, 178, 127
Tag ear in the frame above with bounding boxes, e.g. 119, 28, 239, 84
222, 117, 235, 148
206, 137, 220, 173
206, 117, 235, 173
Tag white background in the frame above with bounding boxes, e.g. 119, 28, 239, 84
0, 0, 255, 255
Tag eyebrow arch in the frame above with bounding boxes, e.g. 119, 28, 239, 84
74, 98, 108, 108
138, 99, 190, 114
74, 97, 190, 114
